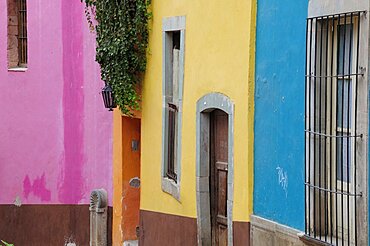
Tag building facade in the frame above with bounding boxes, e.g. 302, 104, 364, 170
0, 0, 113, 245
253, 1, 370, 245
113, 0, 257, 245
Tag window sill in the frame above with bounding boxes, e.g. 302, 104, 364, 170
161, 177, 180, 201
8, 67, 28, 72
298, 233, 333, 246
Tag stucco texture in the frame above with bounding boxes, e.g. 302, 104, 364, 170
138, 0, 256, 222
0, 0, 112, 205
254, 0, 307, 230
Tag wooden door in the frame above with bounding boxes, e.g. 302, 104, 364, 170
122, 117, 141, 242
210, 109, 229, 246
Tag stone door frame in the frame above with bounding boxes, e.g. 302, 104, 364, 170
196, 92, 235, 245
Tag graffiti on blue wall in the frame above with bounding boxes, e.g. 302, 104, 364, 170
276, 166, 288, 198
253, 0, 308, 231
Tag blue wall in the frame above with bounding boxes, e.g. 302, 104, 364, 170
254, 0, 308, 230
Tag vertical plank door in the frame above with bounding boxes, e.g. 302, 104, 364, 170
210, 109, 228, 246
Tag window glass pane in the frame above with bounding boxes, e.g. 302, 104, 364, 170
336, 79, 352, 129
337, 24, 353, 75
173, 48, 180, 105
336, 135, 351, 182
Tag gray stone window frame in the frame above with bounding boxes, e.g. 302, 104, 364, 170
306, 1, 368, 245
161, 16, 186, 201
196, 93, 235, 245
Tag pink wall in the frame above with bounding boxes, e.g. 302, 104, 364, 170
0, 0, 113, 205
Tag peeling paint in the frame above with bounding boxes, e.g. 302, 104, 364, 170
254, 0, 306, 231
14, 196, 22, 207
23, 174, 51, 202
64, 235, 77, 246
129, 177, 141, 188
0, 0, 112, 206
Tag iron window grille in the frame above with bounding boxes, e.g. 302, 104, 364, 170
305, 11, 365, 245
18, 0, 27, 67
167, 102, 178, 181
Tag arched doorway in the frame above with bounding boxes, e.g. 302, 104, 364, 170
196, 93, 234, 245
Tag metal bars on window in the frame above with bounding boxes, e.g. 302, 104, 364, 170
18, 0, 27, 66
305, 11, 364, 246
167, 103, 178, 181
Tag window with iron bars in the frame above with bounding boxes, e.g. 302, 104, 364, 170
164, 31, 181, 182
18, 0, 27, 67
167, 102, 178, 181
305, 11, 365, 245
7, 0, 27, 69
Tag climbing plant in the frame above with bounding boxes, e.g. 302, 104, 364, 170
81, 0, 151, 114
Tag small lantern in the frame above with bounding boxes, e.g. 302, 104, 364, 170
101, 84, 117, 111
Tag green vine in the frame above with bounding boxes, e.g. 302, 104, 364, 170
81, 0, 151, 114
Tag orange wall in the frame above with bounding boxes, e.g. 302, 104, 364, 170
112, 110, 123, 245
122, 116, 141, 241
113, 112, 141, 245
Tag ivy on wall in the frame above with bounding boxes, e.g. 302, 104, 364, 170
81, 0, 151, 114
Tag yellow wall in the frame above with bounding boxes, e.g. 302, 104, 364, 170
140, 0, 256, 222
